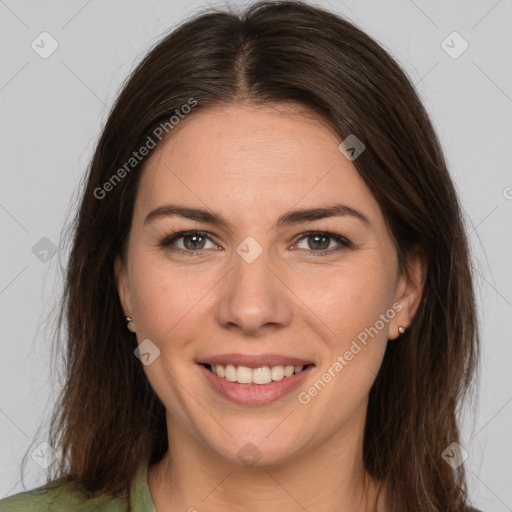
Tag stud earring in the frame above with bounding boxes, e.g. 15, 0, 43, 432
398, 325, 406, 334
126, 316, 136, 333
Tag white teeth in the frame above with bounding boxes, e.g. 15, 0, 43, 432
253, 366, 272, 384
284, 365, 294, 377
271, 365, 284, 381
236, 365, 253, 384
207, 363, 307, 384
225, 364, 237, 382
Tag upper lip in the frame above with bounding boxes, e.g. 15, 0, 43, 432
199, 353, 315, 369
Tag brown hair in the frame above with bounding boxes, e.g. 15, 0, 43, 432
23, 1, 479, 510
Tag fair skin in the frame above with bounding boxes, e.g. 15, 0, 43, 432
115, 103, 426, 512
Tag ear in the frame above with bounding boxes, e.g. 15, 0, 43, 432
114, 254, 133, 319
389, 246, 427, 340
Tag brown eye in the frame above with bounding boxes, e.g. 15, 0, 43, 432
182, 234, 207, 250
306, 234, 330, 251
294, 231, 351, 256
161, 231, 217, 253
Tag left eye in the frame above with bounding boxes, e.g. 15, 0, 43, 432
293, 232, 350, 253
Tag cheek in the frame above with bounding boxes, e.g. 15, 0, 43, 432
295, 266, 394, 425
300, 261, 395, 346
128, 254, 217, 348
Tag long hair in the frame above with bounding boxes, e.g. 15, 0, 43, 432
23, 2, 479, 510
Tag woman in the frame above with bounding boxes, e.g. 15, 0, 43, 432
0, 1, 482, 511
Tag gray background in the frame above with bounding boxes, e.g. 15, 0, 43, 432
0, 0, 511, 510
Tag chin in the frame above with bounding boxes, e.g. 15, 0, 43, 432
201, 423, 312, 469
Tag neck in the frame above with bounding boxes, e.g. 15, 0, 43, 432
148, 407, 386, 512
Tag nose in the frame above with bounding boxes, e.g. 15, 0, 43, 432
214, 248, 293, 336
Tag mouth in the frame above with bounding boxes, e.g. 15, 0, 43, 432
197, 355, 315, 405
200, 362, 313, 385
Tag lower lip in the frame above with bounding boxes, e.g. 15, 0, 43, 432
199, 364, 314, 405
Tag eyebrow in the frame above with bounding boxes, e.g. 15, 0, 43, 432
144, 203, 370, 229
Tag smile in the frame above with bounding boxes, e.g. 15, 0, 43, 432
204, 363, 309, 385
198, 359, 315, 405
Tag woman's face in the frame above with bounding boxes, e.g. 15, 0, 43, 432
116, 103, 424, 467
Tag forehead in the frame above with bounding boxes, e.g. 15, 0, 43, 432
134, 103, 383, 226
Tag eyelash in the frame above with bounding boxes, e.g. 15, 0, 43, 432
160, 230, 351, 257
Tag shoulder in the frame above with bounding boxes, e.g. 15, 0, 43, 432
0, 480, 128, 512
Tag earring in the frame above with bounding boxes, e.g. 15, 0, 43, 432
398, 325, 406, 334
126, 316, 136, 333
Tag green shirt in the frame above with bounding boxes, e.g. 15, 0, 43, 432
0, 463, 156, 511
0, 467, 484, 512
